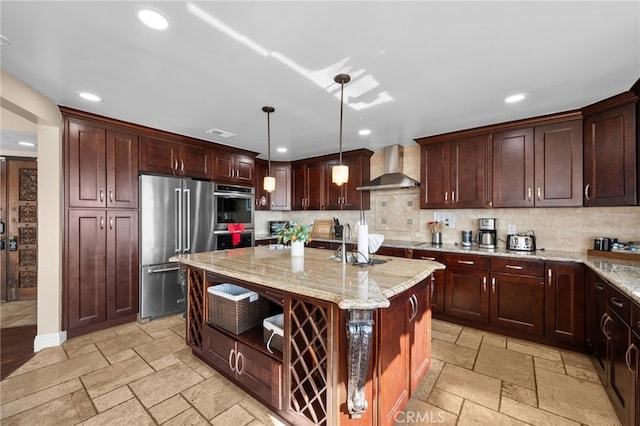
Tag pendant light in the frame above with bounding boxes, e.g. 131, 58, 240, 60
262, 106, 276, 193
332, 74, 350, 186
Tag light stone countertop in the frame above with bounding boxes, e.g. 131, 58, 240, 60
170, 246, 445, 310
256, 235, 640, 305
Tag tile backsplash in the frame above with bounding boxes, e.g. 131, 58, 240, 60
256, 145, 640, 254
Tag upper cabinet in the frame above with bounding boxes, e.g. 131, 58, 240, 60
492, 118, 583, 207
292, 160, 322, 210
255, 160, 291, 210
419, 135, 488, 209
213, 151, 254, 185
322, 150, 372, 210
66, 118, 139, 209
583, 93, 638, 207
139, 136, 211, 180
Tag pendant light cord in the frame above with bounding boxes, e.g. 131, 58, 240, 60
267, 110, 271, 175
339, 81, 344, 166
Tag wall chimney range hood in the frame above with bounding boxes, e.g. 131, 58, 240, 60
356, 144, 420, 191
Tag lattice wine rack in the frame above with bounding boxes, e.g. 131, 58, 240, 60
288, 298, 331, 425
187, 267, 205, 350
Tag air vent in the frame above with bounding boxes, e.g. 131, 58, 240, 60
206, 128, 235, 138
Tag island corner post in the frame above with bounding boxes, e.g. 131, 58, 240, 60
172, 247, 444, 425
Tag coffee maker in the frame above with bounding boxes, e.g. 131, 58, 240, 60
478, 218, 497, 249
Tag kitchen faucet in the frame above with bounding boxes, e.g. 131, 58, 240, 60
340, 223, 352, 264
344, 223, 352, 239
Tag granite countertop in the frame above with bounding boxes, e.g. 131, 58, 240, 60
170, 247, 444, 310
256, 235, 640, 305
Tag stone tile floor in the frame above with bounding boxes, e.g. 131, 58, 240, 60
0, 314, 620, 425
1, 300, 37, 328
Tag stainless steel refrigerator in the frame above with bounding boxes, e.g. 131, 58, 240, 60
139, 175, 215, 320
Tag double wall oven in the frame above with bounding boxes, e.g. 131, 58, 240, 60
213, 183, 255, 250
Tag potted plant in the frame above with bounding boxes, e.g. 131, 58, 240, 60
276, 220, 312, 256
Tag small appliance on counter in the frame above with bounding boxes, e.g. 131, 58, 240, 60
269, 221, 289, 237
478, 218, 497, 249
507, 233, 537, 252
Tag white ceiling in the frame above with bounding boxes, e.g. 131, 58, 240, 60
1, 1, 638, 160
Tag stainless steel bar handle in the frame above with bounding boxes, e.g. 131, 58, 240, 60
109, 188, 114, 203
537, 187, 541, 201
100, 216, 104, 230
603, 315, 612, 340
506, 265, 523, 270
184, 189, 191, 253
180, 159, 184, 172
600, 313, 608, 337
444, 192, 448, 202
625, 343, 637, 371
595, 282, 605, 291
175, 188, 182, 253
452, 191, 455, 203
610, 297, 625, 308
421, 256, 436, 261
236, 352, 245, 375
527, 187, 532, 201
147, 267, 180, 274
430, 275, 435, 298
408, 295, 416, 321
100, 188, 104, 202
109, 217, 113, 230
491, 277, 496, 293
584, 184, 592, 201
228, 349, 236, 372
547, 268, 552, 286
458, 260, 474, 265
483, 276, 487, 292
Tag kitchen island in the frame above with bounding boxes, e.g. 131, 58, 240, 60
170, 246, 444, 426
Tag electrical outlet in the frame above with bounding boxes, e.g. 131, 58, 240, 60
434, 212, 456, 228
508, 224, 517, 235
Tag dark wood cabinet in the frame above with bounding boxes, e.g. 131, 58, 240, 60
140, 136, 211, 179
67, 209, 138, 333
490, 273, 544, 336
323, 152, 372, 210
213, 151, 254, 184
583, 94, 638, 206
544, 261, 585, 347
255, 160, 291, 211
66, 120, 138, 209
378, 279, 430, 425
419, 135, 488, 209
492, 127, 535, 207
444, 253, 490, 323
292, 160, 322, 210
413, 250, 445, 315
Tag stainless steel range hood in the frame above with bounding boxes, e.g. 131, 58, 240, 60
356, 144, 420, 191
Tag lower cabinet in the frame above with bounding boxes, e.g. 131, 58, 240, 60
545, 261, 585, 346
413, 250, 445, 315
66, 209, 138, 336
490, 272, 544, 336
203, 325, 282, 409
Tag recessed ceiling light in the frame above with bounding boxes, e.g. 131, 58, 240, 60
79, 92, 101, 102
18, 141, 35, 147
276, 147, 287, 153
138, 9, 169, 30
358, 129, 371, 136
505, 93, 526, 103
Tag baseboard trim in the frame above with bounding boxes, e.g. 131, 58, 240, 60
34, 331, 67, 352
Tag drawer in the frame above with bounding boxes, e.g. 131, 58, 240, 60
376, 246, 408, 258
592, 273, 608, 299
444, 253, 489, 271
490, 257, 544, 277
632, 301, 640, 336
413, 250, 444, 262
608, 284, 631, 326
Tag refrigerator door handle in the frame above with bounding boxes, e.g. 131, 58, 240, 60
175, 188, 182, 253
147, 267, 180, 274
184, 188, 191, 253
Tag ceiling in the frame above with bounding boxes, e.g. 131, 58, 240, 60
1, 1, 638, 160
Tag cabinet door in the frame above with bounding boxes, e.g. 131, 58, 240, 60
420, 142, 450, 208
106, 210, 138, 320
139, 137, 178, 175
451, 135, 488, 208
444, 268, 489, 323
291, 162, 307, 210
324, 158, 343, 210
212, 151, 235, 182
67, 120, 106, 208
325, 156, 366, 210
609, 309, 632, 425
490, 273, 544, 336
378, 291, 410, 426
631, 331, 640, 426
534, 120, 583, 207
271, 162, 291, 210
106, 130, 138, 208
544, 262, 585, 347
236, 342, 282, 409
414, 250, 444, 315
67, 210, 107, 329
235, 154, 255, 184
583, 102, 637, 206
203, 325, 237, 376
410, 280, 430, 393
492, 127, 535, 207
306, 162, 323, 210
179, 144, 211, 179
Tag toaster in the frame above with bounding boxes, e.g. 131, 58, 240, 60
506, 234, 536, 251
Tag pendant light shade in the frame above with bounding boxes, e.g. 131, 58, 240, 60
332, 73, 350, 186
262, 106, 275, 193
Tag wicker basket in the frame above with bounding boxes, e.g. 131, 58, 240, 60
208, 284, 269, 334
263, 313, 284, 354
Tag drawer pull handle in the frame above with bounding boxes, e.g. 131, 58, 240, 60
595, 282, 605, 291
584, 184, 592, 201
610, 297, 625, 308
236, 352, 245, 375
491, 277, 496, 293
505, 265, 523, 270
547, 268, 552, 287
99, 188, 104, 202
228, 349, 236, 372
483, 276, 487, 292
421, 256, 436, 261
625, 343, 637, 372
458, 260, 474, 265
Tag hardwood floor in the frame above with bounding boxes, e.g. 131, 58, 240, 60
1, 325, 36, 380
